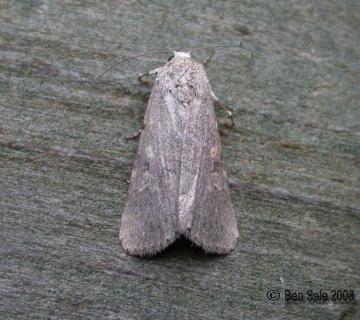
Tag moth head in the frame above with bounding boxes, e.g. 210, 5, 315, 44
172, 51, 191, 59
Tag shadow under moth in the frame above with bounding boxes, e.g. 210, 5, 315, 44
119, 49, 241, 256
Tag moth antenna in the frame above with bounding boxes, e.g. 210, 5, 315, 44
93, 50, 173, 83
189, 44, 254, 64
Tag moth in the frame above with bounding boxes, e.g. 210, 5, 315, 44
119, 50, 240, 256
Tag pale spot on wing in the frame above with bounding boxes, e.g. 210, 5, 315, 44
210, 145, 219, 158
211, 172, 222, 190
145, 145, 154, 158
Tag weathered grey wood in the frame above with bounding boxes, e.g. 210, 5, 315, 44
0, 1, 359, 319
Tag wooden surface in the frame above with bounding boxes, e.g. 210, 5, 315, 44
0, 1, 359, 319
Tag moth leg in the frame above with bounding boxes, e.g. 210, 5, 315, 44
149, 67, 161, 75
138, 67, 161, 85
125, 122, 145, 140
201, 49, 216, 67
211, 91, 234, 128
138, 72, 152, 85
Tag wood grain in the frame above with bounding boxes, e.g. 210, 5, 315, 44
1, 1, 359, 319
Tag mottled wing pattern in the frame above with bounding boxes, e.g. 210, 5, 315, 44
120, 57, 238, 256
119, 73, 182, 256
175, 63, 239, 254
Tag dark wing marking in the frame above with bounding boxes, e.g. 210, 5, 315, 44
178, 66, 239, 254
119, 76, 182, 256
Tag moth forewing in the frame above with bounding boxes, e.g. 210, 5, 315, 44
119, 51, 239, 256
